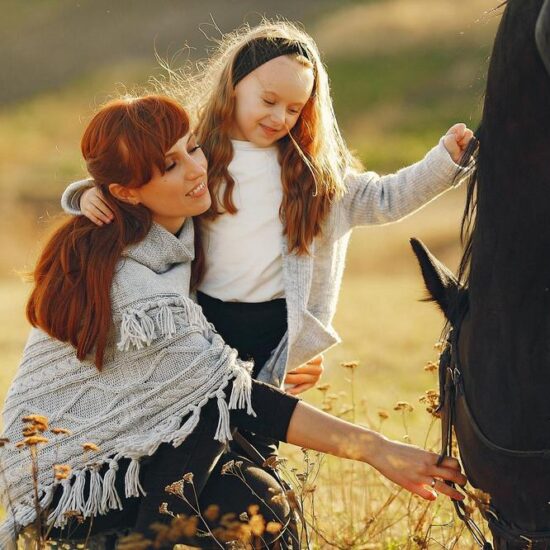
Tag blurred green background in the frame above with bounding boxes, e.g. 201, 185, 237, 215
0, 0, 501, 442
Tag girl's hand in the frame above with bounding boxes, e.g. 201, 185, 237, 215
372, 437, 467, 501
443, 123, 474, 164
284, 355, 324, 395
81, 187, 114, 226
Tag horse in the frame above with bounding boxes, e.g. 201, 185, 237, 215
410, 1, 550, 548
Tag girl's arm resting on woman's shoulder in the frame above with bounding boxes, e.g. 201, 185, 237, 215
60, 178, 94, 215
342, 138, 470, 228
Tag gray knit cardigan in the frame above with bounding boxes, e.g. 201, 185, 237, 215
61, 139, 467, 387
0, 220, 255, 548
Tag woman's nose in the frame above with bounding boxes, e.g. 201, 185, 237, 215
184, 156, 207, 179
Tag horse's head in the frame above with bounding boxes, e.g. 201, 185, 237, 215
409, 238, 467, 328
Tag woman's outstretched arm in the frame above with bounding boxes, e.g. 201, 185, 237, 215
286, 400, 466, 501
229, 378, 466, 502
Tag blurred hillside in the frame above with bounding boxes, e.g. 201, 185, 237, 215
1, 0, 342, 105
0, 0, 503, 435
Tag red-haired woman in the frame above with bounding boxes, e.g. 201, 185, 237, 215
0, 96, 465, 549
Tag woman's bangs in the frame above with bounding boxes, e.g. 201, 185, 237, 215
122, 97, 190, 186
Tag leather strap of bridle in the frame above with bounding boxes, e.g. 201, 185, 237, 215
436, 329, 493, 549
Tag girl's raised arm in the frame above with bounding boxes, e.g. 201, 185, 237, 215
342, 125, 473, 229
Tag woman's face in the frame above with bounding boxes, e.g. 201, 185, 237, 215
132, 132, 210, 233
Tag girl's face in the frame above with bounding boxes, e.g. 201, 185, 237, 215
230, 55, 315, 147
129, 132, 209, 233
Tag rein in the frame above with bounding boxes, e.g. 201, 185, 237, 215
438, 308, 550, 549
436, 310, 492, 549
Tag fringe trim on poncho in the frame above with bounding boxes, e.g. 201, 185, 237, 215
0, 297, 256, 549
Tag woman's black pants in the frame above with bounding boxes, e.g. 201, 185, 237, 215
49, 379, 300, 549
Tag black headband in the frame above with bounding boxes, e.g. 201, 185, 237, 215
232, 37, 313, 87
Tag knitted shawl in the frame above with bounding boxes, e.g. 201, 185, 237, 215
0, 220, 255, 547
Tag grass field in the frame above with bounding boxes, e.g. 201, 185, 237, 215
0, 0, 503, 547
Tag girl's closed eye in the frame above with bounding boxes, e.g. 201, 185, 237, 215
165, 161, 177, 172
263, 99, 275, 106
188, 144, 202, 153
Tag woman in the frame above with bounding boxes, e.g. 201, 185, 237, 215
0, 95, 465, 549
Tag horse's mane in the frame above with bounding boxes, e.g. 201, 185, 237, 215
457, 0, 524, 286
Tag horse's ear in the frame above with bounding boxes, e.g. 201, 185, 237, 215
409, 238, 461, 321
536, 0, 550, 75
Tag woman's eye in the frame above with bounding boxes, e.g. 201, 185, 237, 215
165, 162, 176, 171
263, 99, 275, 106
288, 109, 300, 115
188, 144, 202, 153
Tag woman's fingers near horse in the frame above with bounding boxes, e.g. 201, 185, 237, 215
426, 478, 465, 501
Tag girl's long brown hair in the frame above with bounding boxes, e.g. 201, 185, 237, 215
158, 20, 362, 256
27, 95, 190, 370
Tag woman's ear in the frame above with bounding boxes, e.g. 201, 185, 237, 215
108, 183, 140, 205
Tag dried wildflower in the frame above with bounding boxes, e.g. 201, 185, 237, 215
63, 510, 84, 523
82, 442, 99, 452
249, 513, 265, 536
393, 401, 414, 413
22, 427, 37, 437
321, 402, 333, 412
169, 514, 198, 538
424, 361, 438, 373
316, 383, 330, 393
53, 464, 72, 481
158, 502, 174, 517
51, 427, 72, 436
239, 512, 249, 522
263, 455, 287, 470
0, 437, 9, 448
303, 484, 317, 494
378, 410, 390, 420
23, 435, 49, 447
434, 341, 445, 351
15, 441, 26, 449
340, 361, 359, 370
182, 472, 194, 483
266, 521, 282, 535
247, 504, 260, 516
22, 415, 49, 432
221, 460, 235, 475
204, 504, 220, 522
165, 480, 184, 498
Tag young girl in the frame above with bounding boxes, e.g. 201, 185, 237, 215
62, 22, 473, 460
2, 95, 465, 550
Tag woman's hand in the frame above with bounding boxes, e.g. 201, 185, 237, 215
443, 123, 474, 164
284, 355, 324, 395
371, 436, 467, 501
81, 187, 114, 226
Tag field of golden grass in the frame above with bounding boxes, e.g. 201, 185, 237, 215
0, 0, 504, 547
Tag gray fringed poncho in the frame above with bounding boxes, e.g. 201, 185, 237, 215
0, 219, 255, 548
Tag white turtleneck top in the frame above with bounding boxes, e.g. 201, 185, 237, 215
198, 140, 285, 303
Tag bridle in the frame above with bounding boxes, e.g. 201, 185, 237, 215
437, 303, 550, 549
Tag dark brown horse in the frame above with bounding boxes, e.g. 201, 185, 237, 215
411, 1, 550, 548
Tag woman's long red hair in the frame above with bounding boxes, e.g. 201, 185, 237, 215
26, 95, 190, 370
